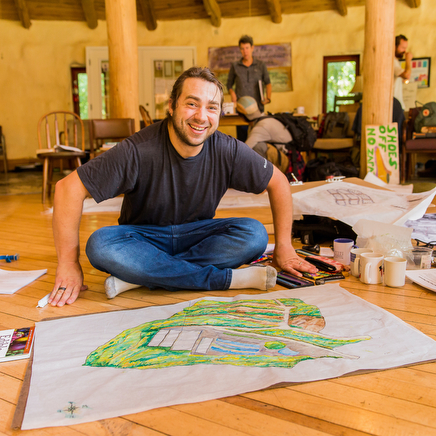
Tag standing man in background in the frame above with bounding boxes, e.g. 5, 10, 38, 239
393, 34, 412, 109
227, 35, 272, 141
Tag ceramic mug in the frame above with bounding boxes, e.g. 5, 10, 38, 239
384, 256, 407, 287
350, 248, 373, 277
360, 252, 384, 284
297, 106, 305, 114
333, 238, 354, 265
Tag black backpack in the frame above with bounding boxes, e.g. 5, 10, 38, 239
323, 112, 350, 138
305, 156, 359, 181
262, 112, 317, 152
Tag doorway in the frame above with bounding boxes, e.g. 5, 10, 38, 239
86, 47, 196, 120
322, 55, 360, 113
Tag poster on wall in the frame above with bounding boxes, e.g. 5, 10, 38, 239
365, 123, 399, 185
400, 57, 431, 88
208, 43, 292, 93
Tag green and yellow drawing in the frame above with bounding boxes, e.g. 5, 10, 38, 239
84, 298, 370, 370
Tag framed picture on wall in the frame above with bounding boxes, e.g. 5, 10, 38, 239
401, 57, 431, 88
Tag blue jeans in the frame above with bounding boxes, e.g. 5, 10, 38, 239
86, 217, 268, 292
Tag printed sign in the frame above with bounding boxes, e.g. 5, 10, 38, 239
366, 123, 399, 184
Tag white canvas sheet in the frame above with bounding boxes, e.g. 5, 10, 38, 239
43, 189, 270, 215
292, 182, 436, 227
21, 284, 436, 429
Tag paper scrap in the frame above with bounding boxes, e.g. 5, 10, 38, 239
0, 269, 47, 295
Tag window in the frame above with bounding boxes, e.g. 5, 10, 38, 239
71, 67, 88, 119
323, 55, 360, 113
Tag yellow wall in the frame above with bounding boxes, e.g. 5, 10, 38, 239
1, 1, 435, 161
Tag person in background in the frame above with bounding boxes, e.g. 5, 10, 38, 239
237, 96, 291, 158
227, 35, 272, 142
393, 34, 412, 109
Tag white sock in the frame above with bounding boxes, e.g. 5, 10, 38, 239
104, 276, 141, 299
229, 265, 277, 290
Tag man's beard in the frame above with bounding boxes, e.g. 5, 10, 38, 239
169, 114, 209, 148
395, 50, 404, 60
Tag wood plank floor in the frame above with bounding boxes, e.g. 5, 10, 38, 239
1, 194, 436, 436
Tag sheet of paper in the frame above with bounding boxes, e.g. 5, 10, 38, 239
404, 214, 436, 244
21, 284, 436, 429
364, 172, 413, 194
405, 269, 436, 292
0, 269, 47, 295
292, 182, 436, 227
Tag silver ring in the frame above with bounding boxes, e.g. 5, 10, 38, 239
299, 261, 302, 266
58, 286, 67, 291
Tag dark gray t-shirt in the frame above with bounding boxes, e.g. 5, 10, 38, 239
77, 119, 274, 226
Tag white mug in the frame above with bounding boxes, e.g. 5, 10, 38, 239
297, 106, 305, 114
360, 252, 384, 284
350, 248, 373, 277
384, 256, 407, 287
333, 238, 354, 265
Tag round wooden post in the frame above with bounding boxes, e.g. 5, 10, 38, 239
105, 0, 140, 131
360, 0, 396, 178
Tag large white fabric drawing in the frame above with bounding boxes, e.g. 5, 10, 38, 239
21, 284, 436, 429
292, 182, 436, 226
43, 189, 270, 215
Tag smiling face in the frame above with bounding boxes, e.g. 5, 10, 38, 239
168, 78, 221, 157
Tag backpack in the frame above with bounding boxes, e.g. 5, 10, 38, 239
304, 156, 359, 181
266, 112, 318, 152
286, 149, 306, 181
293, 215, 357, 245
414, 102, 436, 133
265, 144, 289, 174
254, 113, 316, 181
323, 112, 350, 138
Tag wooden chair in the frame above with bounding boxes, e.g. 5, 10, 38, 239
139, 105, 153, 127
0, 126, 7, 174
37, 111, 86, 204
334, 95, 361, 112
88, 118, 136, 159
401, 107, 436, 183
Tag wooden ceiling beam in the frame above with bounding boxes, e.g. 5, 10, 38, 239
81, 0, 98, 29
266, 0, 282, 24
405, 0, 421, 7
138, 0, 157, 31
203, 0, 221, 27
335, 0, 348, 16
13, 0, 31, 29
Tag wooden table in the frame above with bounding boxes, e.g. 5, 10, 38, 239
219, 114, 249, 126
1, 194, 436, 435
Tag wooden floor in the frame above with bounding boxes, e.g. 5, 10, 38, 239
1, 193, 436, 436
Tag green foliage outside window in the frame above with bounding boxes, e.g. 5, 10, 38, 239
326, 61, 356, 112
78, 73, 88, 119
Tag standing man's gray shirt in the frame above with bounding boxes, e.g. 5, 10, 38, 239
227, 58, 271, 112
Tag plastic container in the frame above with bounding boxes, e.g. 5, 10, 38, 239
405, 247, 433, 270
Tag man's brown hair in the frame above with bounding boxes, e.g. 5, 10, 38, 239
168, 67, 224, 115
